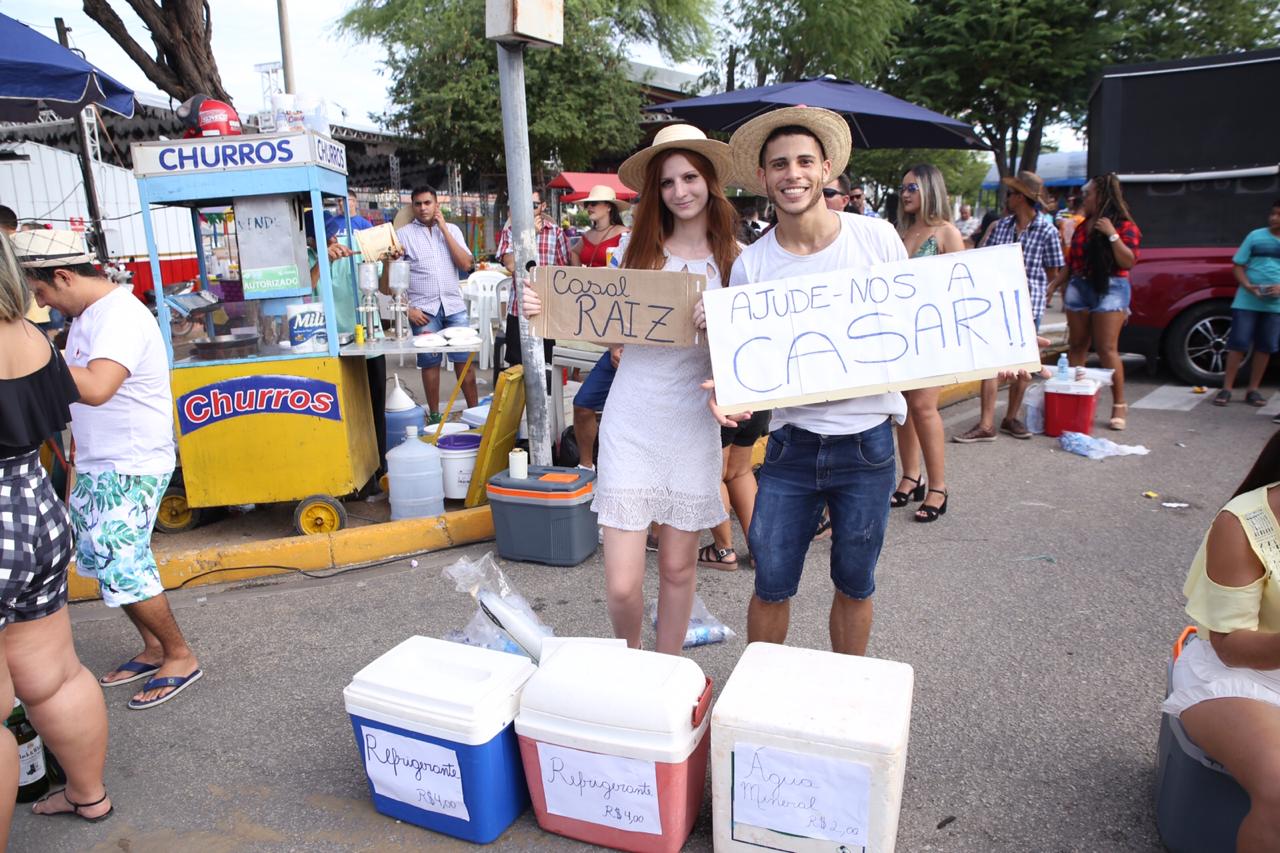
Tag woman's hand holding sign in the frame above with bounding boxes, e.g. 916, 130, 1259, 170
521, 279, 542, 318
702, 379, 751, 428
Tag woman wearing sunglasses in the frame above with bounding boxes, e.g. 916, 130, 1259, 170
893, 165, 965, 522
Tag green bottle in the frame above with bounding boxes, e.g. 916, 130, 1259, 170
5, 699, 49, 803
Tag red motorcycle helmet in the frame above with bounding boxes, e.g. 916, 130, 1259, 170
176, 95, 242, 138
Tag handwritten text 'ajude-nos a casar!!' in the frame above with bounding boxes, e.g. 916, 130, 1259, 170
705, 244, 1041, 410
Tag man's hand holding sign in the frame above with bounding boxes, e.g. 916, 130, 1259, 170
701, 243, 1044, 413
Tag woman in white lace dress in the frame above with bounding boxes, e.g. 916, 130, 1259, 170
525, 125, 740, 653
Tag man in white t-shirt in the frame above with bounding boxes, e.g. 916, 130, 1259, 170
717, 107, 909, 656
19, 231, 202, 711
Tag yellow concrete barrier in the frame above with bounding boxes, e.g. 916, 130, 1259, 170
68, 506, 495, 602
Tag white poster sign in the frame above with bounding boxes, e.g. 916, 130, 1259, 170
360, 726, 470, 821
536, 741, 662, 835
733, 742, 871, 845
704, 243, 1042, 411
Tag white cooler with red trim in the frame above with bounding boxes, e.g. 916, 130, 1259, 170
711, 643, 915, 852
514, 642, 713, 853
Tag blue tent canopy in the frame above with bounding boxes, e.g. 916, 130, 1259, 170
981, 151, 1087, 190
645, 77, 986, 150
0, 13, 134, 122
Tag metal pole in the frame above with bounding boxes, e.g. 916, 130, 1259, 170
495, 42, 551, 465
276, 0, 296, 94
55, 17, 108, 264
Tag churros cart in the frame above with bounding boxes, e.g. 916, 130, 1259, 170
132, 130, 378, 535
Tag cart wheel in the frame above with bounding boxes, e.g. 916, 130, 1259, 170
156, 485, 203, 534
294, 495, 347, 535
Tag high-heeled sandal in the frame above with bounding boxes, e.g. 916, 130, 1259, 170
914, 489, 948, 523
1109, 403, 1128, 431
889, 475, 925, 508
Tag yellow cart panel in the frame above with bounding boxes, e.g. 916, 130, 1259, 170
171, 357, 377, 508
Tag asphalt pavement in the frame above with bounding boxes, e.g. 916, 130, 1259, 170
12, 353, 1274, 853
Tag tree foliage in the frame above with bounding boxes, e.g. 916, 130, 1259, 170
700, 0, 913, 90
885, 0, 1279, 188
340, 0, 711, 179
83, 0, 231, 103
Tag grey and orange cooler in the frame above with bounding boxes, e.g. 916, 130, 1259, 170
486, 466, 597, 566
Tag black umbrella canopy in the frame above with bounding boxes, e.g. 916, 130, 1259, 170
646, 77, 986, 151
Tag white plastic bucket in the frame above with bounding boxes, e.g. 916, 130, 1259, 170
438, 433, 482, 499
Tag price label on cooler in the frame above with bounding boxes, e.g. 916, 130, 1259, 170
359, 726, 469, 821
732, 742, 870, 845
536, 741, 662, 835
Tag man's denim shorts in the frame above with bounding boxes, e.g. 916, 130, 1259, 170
1227, 308, 1280, 354
412, 310, 472, 368
573, 350, 617, 411
1064, 275, 1131, 313
747, 421, 895, 602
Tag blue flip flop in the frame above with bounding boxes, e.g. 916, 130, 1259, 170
98, 659, 160, 687
126, 669, 203, 710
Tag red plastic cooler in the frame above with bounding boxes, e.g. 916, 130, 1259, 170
1044, 378, 1100, 437
514, 642, 712, 853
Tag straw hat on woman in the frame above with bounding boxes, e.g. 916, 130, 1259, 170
572, 185, 630, 268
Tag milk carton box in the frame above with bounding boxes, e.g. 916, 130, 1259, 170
287, 303, 327, 353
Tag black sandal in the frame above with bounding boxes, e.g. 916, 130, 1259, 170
697, 544, 738, 571
914, 489, 949, 523
33, 788, 114, 823
890, 475, 925, 508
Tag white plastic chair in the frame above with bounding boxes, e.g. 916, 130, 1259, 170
464, 270, 509, 370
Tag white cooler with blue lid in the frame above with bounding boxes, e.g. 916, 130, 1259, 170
711, 642, 915, 852
515, 642, 713, 853
343, 636, 536, 843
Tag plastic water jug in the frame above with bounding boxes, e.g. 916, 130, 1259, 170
384, 376, 425, 452
386, 426, 444, 520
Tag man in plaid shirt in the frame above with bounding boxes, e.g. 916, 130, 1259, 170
954, 170, 1064, 443
497, 188, 570, 366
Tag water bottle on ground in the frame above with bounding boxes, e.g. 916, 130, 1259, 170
386, 426, 445, 520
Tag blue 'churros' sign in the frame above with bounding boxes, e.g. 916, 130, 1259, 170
176, 375, 341, 435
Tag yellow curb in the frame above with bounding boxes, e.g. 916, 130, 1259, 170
68, 506, 495, 602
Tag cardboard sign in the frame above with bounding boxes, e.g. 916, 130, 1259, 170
531, 265, 704, 346
732, 742, 870, 845
703, 243, 1042, 411
360, 725, 470, 821
535, 741, 662, 835
354, 222, 401, 260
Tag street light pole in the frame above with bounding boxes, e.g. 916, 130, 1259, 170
276, 0, 296, 94
495, 42, 551, 465
54, 17, 108, 264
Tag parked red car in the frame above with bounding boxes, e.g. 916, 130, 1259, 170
1119, 247, 1238, 386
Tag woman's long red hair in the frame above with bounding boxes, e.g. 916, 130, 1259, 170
623, 149, 740, 281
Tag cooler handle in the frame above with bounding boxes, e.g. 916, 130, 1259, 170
691, 677, 713, 728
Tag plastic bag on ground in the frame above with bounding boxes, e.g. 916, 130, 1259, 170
1059, 430, 1150, 460
1024, 382, 1046, 434
645, 594, 736, 648
442, 552, 554, 659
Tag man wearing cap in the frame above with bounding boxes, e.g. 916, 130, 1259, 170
953, 171, 1063, 443
716, 107, 909, 656
16, 231, 202, 710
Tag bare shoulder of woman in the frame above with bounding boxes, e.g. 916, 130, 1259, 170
1205, 509, 1266, 589
938, 222, 967, 254
0, 320, 53, 379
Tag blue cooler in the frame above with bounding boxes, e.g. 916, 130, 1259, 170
343, 636, 536, 843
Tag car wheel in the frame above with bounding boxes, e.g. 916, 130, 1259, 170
1163, 300, 1232, 386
